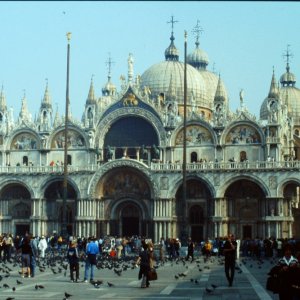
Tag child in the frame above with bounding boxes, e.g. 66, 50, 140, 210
67, 240, 79, 282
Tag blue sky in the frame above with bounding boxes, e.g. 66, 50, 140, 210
0, 1, 299, 121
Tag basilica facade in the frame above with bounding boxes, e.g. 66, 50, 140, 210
0, 26, 300, 242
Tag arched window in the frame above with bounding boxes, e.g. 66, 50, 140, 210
240, 151, 247, 162
191, 152, 197, 163
67, 155, 72, 165
23, 156, 28, 166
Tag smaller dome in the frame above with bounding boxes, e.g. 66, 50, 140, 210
280, 63, 296, 86
164, 33, 179, 61
102, 77, 116, 96
187, 43, 209, 70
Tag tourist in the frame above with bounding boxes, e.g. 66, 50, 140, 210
83, 236, 99, 283
223, 234, 237, 287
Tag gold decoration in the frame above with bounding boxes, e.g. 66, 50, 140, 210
123, 93, 138, 106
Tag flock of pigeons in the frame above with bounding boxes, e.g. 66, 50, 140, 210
0, 251, 277, 299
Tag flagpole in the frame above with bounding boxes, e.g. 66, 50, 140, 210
62, 32, 71, 238
181, 30, 188, 246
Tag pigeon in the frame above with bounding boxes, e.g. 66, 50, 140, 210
12, 287, 16, 292
16, 280, 23, 285
175, 275, 179, 279
206, 287, 213, 293
35, 284, 45, 290
6, 298, 15, 300
64, 292, 72, 298
3, 283, 10, 288
211, 284, 218, 289
190, 278, 194, 282
107, 282, 114, 287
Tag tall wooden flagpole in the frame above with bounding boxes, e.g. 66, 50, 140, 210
62, 32, 71, 237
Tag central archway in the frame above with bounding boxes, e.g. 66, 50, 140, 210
120, 202, 141, 236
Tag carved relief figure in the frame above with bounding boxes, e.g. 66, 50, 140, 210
12, 133, 38, 150
225, 125, 261, 145
175, 125, 213, 146
52, 130, 86, 149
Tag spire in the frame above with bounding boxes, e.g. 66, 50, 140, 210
86, 75, 96, 104
214, 74, 227, 103
268, 67, 279, 98
19, 90, 32, 123
41, 79, 52, 109
165, 16, 179, 61
0, 85, 7, 112
53, 103, 60, 128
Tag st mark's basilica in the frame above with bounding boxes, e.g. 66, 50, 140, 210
0, 22, 300, 243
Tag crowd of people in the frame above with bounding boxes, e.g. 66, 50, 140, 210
0, 232, 300, 296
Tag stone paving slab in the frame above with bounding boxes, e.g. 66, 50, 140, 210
0, 256, 281, 300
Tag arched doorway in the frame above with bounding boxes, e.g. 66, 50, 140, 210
225, 180, 265, 239
96, 167, 152, 238
120, 203, 140, 236
0, 183, 32, 235
44, 180, 77, 235
176, 179, 212, 240
189, 205, 204, 242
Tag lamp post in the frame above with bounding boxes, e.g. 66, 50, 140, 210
61, 32, 71, 238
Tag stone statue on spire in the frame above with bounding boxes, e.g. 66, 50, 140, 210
128, 53, 134, 84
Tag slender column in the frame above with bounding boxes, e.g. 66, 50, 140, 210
154, 222, 158, 242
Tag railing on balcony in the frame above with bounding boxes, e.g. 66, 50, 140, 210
150, 160, 300, 172
1, 159, 299, 174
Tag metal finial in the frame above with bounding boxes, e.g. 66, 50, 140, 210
283, 44, 293, 64
66, 32, 72, 42
167, 15, 178, 34
105, 53, 115, 78
192, 20, 203, 45
23, 89, 26, 98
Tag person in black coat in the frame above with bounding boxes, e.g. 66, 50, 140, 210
67, 240, 80, 282
223, 234, 237, 287
135, 240, 151, 288
186, 237, 195, 262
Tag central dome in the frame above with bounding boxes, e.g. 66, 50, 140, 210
140, 60, 208, 108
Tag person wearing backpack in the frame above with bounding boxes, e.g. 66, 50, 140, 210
67, 240, 80, 282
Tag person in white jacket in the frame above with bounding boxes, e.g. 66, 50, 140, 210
38, 236, 48, 259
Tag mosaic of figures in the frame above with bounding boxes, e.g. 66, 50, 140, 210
12, 133, 38, 150
51, 130, 86, 149
102, 170, 150, 198
175, 125, 213, 146
225, 125, 261, 144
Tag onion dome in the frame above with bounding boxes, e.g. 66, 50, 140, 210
260, 66, 300, 123
280, 62, 296, 87
164, 31, 179, 61
102, 56, 116, 96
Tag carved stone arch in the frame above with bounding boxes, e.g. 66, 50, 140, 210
107, 197, 149, 220
41, 176, 80, 200
170, 174, 216, 199
0, 180, 34, 199
88, 159, 158, 199
220, 174, 269, 198
278, 178, 300, 198
12, 201, 31, 218
94, 107, 167, 148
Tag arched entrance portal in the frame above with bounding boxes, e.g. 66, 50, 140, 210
96, 167, 152, 238
225, 179, 265, 239
120, 202, 141, 236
